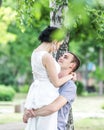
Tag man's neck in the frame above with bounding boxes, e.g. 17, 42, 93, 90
58, 70, 71, 78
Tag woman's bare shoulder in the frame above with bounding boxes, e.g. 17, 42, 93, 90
43, 53, 53, 60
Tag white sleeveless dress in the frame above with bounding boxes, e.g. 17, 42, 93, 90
24, 51, 60, 130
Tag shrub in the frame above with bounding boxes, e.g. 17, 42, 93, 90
75, 81, 84, 96
101, 103, 104, 110
19, 84, 29, 93
0, 85, 16, 101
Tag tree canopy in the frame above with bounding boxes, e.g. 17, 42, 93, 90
0, 0, 104, 90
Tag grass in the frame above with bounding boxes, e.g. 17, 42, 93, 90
0, 113, 22, 124
73, 95, 104, 130
74, 117, 104, 130
0, 93, 26, 124
73, 95, 104, 112
0, 93, 104, 130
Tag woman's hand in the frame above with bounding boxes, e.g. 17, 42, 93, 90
67, 72, 77, 81
71, 72, 77, 81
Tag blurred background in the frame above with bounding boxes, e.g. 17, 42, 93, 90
0, 0, 104, 130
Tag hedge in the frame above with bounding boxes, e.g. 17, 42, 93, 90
0, 85, 16, 101
75, 81, 84, 96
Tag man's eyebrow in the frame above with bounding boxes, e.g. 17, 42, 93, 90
64, 54, 68, 57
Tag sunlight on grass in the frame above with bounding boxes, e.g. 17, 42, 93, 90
75, 118, 104, 130
0, 113, 22, 124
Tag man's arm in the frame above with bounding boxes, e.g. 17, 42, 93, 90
32, 95, 67, 117
23, 95, 67, 123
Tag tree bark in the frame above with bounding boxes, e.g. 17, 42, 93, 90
0, 0, 2, 6
50, 0, 69, 60
50, 0, 74, 130
99, 48, 104, 95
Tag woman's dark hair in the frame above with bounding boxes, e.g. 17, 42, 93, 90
38, 26, 59, 43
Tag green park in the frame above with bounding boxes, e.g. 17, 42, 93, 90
0, 0, 104, 130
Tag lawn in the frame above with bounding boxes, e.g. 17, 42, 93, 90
0, 93, 104, 130
0, 93, 26, 124
73, 95, 104, 130
0, 113, 22, 124
74, 118, 104, 130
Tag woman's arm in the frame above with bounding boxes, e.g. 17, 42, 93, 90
42, 53, 73, 88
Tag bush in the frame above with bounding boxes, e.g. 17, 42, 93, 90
0, 65, 15, 85
19, 84, 29, 93
75, 81, 84, 96
101, 103, 104, 110
0, 85, 16, 101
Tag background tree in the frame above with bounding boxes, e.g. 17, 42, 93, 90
1, 0, 104, 103
0, 0, 2, 6
50, 1, 74, 130
0, 0, 104, 129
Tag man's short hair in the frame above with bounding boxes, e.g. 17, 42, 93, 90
68, 52, 80, 72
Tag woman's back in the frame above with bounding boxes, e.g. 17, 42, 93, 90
25, 51, 60, 109
31, 51, 60, 81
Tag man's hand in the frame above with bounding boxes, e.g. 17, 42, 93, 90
23, 109, 36, 123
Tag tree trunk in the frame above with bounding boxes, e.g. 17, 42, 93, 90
99, 48, 104, 95
50, 0, 74, 130
50, 0, 69, 60
0, 0, 2, 6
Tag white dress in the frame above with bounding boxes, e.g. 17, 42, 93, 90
24, 51, 60, 130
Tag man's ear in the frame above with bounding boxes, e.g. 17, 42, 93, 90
69, 63, 76, 70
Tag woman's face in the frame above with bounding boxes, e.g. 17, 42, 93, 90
51, 40, 63, 53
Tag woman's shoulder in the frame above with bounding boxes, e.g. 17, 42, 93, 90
32, 50, 48, 57
43, 52, 53, 62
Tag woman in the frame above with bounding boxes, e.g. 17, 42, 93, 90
24, 26, 73, 130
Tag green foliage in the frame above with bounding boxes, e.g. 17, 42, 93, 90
0, 7, 16, 44
68, 0, 104, 65
90, 67, 104, 81
17, 0, 50, 29
101, 103, 104, 109
51, 28, 67, 41
1, 0, 104, 95
0, 85, 16, 101
64, 0, 89, 30
19, 84, 29, 93
0, 0, 2, 6
0, 65, 15, 85
75, 81, 84, 96
0, 0, 49, 86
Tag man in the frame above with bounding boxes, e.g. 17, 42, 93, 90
23, 52, 80, 130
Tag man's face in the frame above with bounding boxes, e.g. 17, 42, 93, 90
58, 52, 74, 70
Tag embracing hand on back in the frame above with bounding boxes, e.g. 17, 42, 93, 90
68, 72, 77, 81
